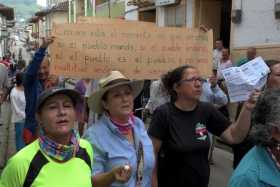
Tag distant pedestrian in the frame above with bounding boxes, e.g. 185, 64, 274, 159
217, 48, 232, 81
10, 72, 26, 151
145, 79, 170, 114
0, 63, 9, 126
213, 39, 224, 70
235, 47, 257, 67
74, 79, 91, 135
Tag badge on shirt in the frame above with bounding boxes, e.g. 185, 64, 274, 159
195, 123, 208, 141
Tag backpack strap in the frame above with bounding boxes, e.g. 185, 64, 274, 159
23, 147, 91, 187
76, 147, 92, 170
23, 151, 49, 187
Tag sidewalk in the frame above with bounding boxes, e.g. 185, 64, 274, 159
0, 102, 16, 169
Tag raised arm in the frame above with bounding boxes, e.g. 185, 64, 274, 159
221, 90, 261, 144
24, 37, 54, 84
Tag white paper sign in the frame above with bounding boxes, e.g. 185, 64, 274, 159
222, 57, 270, 102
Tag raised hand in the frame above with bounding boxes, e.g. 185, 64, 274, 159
245, 89, 262, 111
40, 36, 55, 49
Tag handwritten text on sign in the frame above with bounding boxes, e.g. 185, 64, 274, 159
50, 23, 213, 79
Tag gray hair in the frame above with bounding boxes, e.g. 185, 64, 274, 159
249, 89, 280, 147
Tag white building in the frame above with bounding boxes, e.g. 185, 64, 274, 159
124, 0, 280, 62
231, 0, 280, 61
0, 3, 14, 58
34, 0, 69, 37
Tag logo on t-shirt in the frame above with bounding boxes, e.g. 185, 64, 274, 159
195, 123, 208, 141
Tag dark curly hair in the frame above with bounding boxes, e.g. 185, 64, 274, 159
161, 65, 195, 101
249, 88, 280, 147
15, 72, 24, 86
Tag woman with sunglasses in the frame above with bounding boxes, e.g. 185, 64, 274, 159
148, 65, 261, 187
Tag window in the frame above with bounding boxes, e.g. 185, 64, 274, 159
165, 0, 186, 27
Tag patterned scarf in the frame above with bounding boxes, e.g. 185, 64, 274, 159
39, 129, 80, 162
110, 113, 135, 135
267, 147, 280, 171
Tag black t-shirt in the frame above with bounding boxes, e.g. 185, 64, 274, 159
148, 102, 230, 187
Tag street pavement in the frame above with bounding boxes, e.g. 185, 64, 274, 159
0, 102, 16, 169
209, 148, 233, 187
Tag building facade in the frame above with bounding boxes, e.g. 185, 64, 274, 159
124, 0, 280, 62
0, 3, 14, 58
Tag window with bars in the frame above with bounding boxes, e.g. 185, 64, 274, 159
165, 0, 186, 27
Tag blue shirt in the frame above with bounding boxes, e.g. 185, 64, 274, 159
200, 80, 228, 107
84, 115, 155, 187
23, 48, 46, 135
228, 146, 280, 187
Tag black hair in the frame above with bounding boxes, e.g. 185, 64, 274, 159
15, 72, 24, 86
265, 59, 280, 69
161, 65, 195, 101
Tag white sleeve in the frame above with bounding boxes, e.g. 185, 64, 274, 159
10, 90, 24, 117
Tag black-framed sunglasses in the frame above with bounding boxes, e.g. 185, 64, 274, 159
180, 77, 206, 84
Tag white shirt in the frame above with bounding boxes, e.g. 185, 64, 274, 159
200, 80, 228, 108
213, 49, 223, 70
10, 87, 26, 123
217, 59, 232, 80
145, 80, 170, 113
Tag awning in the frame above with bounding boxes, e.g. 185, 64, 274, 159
35, 9, 50, 17
28, 16, 40, 23
127, 0, 154, 7
49, 1, 69, 13
0, 4, 14, 20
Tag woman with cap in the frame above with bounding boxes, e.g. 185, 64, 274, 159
1, 87, 130, 187
228, 89, 280, 187
84, 70, 155, 187
148, 65, 261, 187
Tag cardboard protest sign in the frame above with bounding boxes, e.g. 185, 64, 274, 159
50, 22, 213, 79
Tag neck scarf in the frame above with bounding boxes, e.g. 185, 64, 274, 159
39, 129, 80, 162
267, 147, 280, 171
110, 113, 135, 135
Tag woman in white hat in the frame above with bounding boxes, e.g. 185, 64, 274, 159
84, 71, 155, 187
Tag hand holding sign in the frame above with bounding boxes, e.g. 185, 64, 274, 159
222, 57, 270, 102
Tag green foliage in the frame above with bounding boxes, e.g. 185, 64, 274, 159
1, 0, 40, 21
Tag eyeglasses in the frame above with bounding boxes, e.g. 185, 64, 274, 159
180, 77, 206, 84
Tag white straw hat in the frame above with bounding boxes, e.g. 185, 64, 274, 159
87, 71, 144, 114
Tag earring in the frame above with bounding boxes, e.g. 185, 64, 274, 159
277, 144, 280, 151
